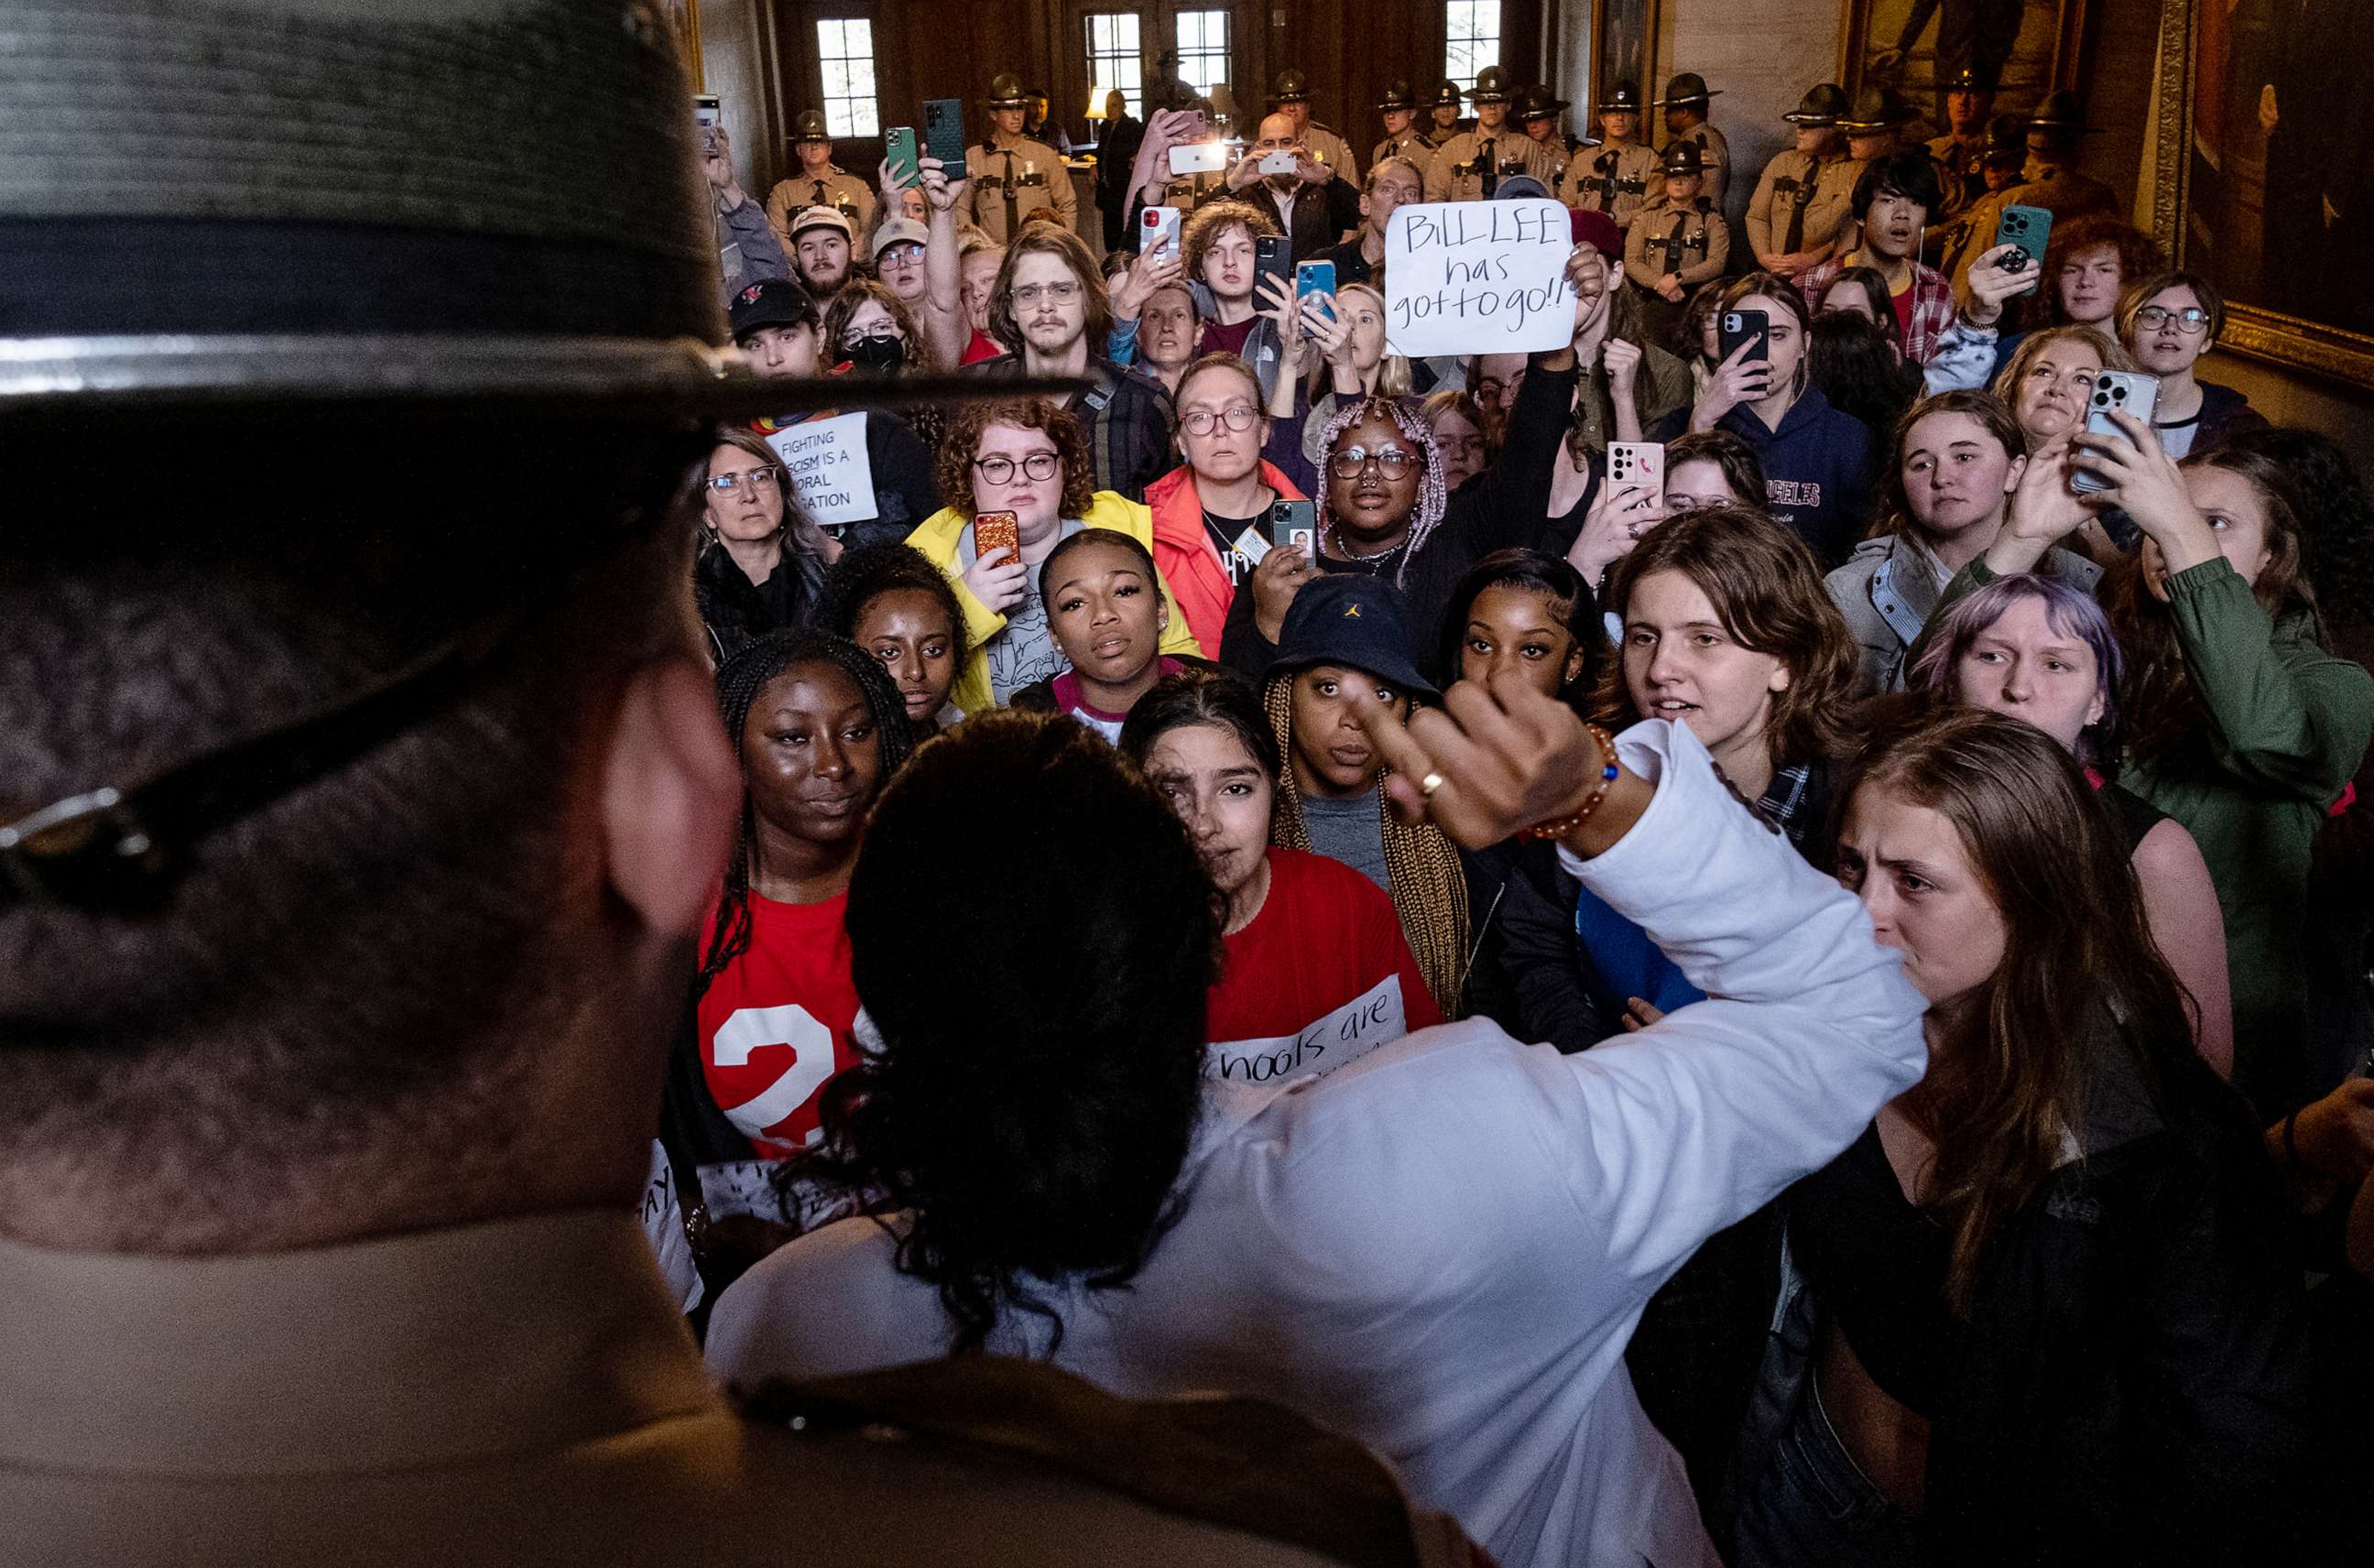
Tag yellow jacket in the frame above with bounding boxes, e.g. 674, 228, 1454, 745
907, 491, 1203, 714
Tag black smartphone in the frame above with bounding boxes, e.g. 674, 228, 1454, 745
1254, 234, 1292, 303
923, 98, 967, 170
1268, 498, 1316, 552
1718, 308, 1770, 368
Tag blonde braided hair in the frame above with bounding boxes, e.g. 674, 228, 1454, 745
1263, 674, 1471, 1018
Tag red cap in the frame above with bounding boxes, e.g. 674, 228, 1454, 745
1570, 208, 1622, 260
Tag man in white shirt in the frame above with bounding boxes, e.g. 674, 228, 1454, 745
708, 681, 1928, 1568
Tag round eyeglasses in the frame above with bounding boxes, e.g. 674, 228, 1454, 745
2134, 304, 2211, 334
1328, 445, 1417, 480
1181, 403, 1258, 436
973, 452, 1062, 485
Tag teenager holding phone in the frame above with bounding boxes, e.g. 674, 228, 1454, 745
906, 397, 1199, 712
1825, 390, 2096, 693
1654, 274, 1878, 567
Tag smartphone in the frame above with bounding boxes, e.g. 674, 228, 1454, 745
1141, 204, 1182, 256
974, 510, 1020, 564
923, 99, 967, 171
1169, 140, 1228, 177
1255, 234, 1292, 303
693, 94, 722, 128
1718, 309, 1770, 368
1268, 499, 1316, 552
885, 126, 921, 190
1995, 204, 2053, 270
1258, 149, 1299, 176
1295, 260, 1336, 323
2073, 371, 2161, 495
1606, 441, 1665, 498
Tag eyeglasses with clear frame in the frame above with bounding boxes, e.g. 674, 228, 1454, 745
705, 465, 781, 494
1182, 403, 1258, 436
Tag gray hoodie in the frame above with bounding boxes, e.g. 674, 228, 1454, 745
1824, 531, 2102, 695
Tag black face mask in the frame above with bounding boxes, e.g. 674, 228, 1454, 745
844, 333, 906, 372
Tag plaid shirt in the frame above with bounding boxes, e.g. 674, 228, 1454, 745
1796, 256, 1956, 368
961, 353, 1176, 502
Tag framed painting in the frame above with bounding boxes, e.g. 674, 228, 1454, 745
1592, 0, 1658, 103
1842, 1, 2089, 120
2155, 0, 2374, 387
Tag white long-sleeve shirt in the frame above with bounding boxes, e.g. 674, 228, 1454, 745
707, 720, 1928, 1568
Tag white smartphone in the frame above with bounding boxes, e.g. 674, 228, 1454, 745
1169, 140, 1228, 177
1258, 149, 1299, 176
1607, 441, 1665, 498
1140, 204, 1182, 255
2074, 372, 2161, 495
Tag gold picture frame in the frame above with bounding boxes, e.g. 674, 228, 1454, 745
1840, 1, 2089, 111
2153, 0, 2374, 389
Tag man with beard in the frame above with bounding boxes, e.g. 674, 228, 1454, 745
1793, 150, 1955, 366
787, 207, 858, 300
962, 224, 1176, 501
728, 278, 942, 547
1218, 112, 1360, 262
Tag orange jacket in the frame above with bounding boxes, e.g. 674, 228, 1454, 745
1142, 460, 1309, 659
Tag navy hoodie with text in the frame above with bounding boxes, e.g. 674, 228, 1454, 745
1653, 383, 1877, 568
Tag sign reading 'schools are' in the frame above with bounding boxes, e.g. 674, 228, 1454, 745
763, 410, 878, 527
1384, 201, 1575, 359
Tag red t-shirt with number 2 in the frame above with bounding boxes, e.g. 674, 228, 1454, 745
696, 889, 864, 1159
1203, 846, 1442, 1087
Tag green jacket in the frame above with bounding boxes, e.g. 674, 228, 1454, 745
1941, 556, 2374, 1110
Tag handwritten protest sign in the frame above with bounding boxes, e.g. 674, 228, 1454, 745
763, 411, 878, 526
1384, 200, 1574, 358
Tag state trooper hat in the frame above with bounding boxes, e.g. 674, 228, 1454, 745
1838, 85, 1918, 132
1516, 85, 1569, 121
2025, 91, 2104, 134
1427, 80, 1465, 111
1943, 63, 1999, 94
986, 73, 1032, 109
1465, 68, 1515, 103
1597, 81, 1644, 114
1656, 72, 1721, 106
1378, 81, 1417, 112
792, 110, 833, 142
1661, 141, 1706, 179
1273, 70, 1314, 103
1784, 84, 1849, 125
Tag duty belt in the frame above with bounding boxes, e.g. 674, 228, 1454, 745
1591, 153, 1647, 207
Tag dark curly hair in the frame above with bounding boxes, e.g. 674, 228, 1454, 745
819, 539, 972, 690
1181, 197, 1280, 280
695, 630, 919, 996
934, 396, 1099, 521
2221, 426, 2374, 632
801, 710, 1225, 1353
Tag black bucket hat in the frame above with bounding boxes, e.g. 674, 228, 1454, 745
1266, 574, 1438, 702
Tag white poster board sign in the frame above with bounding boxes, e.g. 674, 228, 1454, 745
1383, 200, 1575, 358
763, 411, 878, 527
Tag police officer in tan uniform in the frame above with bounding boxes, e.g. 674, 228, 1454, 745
1426, 68, 1562, 201
967, 71, 1077, 242
1371, 79, 1438, 169
1626, 140, 1731, 339
1516, 84, 1575, 195
1566, 79, 1661, 232
1746, 83, 1862, 279
765, 109, 877, 245
0, 11, 1486, 1568
1946, 93, 2118, 294
1657, 72, 1731, 208
1426, 78, 1467, 141
1839, 84, 1920, 165
1926, 64, 1999, 223
1269, 69, 1358, 183
1931, 112, 2031, 275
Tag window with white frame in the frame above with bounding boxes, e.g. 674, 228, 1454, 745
1174, 9, 1229, 99
1443, 1, 1501, 92
1086, 13, 1144, 118
816, 17, 879, 137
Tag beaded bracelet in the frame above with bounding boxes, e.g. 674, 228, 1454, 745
1519, 724, 1622, 843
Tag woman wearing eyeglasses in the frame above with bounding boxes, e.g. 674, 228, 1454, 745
1144, 354, 1312, 659
2117, 270, 2268, 458
906, 396, 1200, 713
692, 427, 846, 663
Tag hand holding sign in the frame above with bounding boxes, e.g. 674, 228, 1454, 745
1385, 201, 1577, 358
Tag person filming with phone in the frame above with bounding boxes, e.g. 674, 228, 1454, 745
1220, 113, 1359, 263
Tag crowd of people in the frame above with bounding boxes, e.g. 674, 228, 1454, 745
16, 17, 2374, 1566
670, 60, 2374, 1568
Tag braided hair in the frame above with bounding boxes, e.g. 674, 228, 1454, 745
695, 629, 919, 997
1261, 673, 1470, 1017
1313, 394, 1448, 593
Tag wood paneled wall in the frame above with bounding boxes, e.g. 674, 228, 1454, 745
713, 0, 1550, 196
